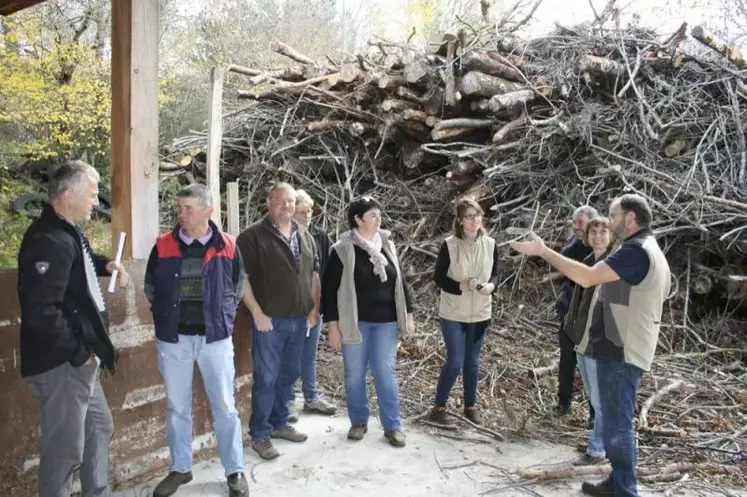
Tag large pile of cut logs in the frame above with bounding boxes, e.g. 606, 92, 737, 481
167, 12, 747, 309
163, 4, 747, 488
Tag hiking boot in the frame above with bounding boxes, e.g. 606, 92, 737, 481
287, 402, 299, 424
581, 476, 614, 496
385, 430, 406, 448
251, 438, 279, 460
227, 472, 249, 497
304, 397, 337, 415
552, 404, 571, 417
464, 406, 482, 425
347, 424, 368, 441
271, 424, 308, 442
427, 406, 452, 425
572, 453, 607, 466
153, 471, 193, 497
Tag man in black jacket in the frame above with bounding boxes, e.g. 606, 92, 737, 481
17, 160, 129, 497
552, 206, 597, 417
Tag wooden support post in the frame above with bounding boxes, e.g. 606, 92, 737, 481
207, 66, 226, 228
226, 182, 239, 237
111, 0, 159, 259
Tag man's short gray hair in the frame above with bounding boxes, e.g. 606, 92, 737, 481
48, 160, 100, 200
177, 183, 213, 208
267, 181, 295, 199
573, 205, 599, 220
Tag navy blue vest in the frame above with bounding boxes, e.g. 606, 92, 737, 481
151, 225, 238, 343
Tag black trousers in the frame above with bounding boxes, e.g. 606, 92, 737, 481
557, 318, 595, 420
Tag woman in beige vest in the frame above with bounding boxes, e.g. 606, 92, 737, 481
322, 196, 415, 447
428, 199, 499, 425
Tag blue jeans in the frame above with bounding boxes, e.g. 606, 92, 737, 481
249, 316, 306, 439
286, 321, 322, 403
577, 354, 605, 458
341, 321, 401, 433
156, 335, 244, 476
434, 318, 486, 406
596, 357, 643, 497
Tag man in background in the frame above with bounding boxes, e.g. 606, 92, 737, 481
285, 189, 337, 422
552, 206, 598, 418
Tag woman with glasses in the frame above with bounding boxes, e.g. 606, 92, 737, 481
428, 199, 500, 425
564, 217, 615, 467
322, 196, 414, 447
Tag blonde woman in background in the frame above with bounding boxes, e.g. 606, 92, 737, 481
285, 189, 337, 421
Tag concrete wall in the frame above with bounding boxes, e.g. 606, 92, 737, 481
0, 261, 254, 496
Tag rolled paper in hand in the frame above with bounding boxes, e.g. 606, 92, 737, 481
107, 232, 127, 294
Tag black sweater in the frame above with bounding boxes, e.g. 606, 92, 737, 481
322, 246, 412, 322
310, 225, 333, 283
555, 236, 593, 315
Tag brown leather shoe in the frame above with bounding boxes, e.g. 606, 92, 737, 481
251, 438, 279, 460
271, 424, 308, 442
464, 406, 482, 425
427, 406, 453, 425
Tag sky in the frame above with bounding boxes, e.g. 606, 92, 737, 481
371, 0, 726, 41
177, 0, 738, 49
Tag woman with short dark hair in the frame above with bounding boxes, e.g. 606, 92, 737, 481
428, 199, 500, 425
322, 196, 414, 447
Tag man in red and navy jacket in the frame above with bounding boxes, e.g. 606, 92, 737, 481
144, 184, 249, 497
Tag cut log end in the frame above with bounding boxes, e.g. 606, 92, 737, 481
664, 139, 687, 158
431, 126, 473, 141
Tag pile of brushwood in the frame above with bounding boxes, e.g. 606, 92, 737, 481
163, 1, 747, 490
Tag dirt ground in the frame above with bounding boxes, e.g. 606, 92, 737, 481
112, 407, 745, 497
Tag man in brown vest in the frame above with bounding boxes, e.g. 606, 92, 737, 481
512, 194, 670, 497
237, 182, 320, 460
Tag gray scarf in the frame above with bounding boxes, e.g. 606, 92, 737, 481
351, 228, 389, 282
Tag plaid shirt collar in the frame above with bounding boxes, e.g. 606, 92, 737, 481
270, 218, 300, 266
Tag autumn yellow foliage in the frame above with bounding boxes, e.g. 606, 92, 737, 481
0, 14, 111, 163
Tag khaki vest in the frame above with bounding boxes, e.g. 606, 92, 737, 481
439, 235, 495, 323
331, 230, 409, 345
585, 232, 670, 371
